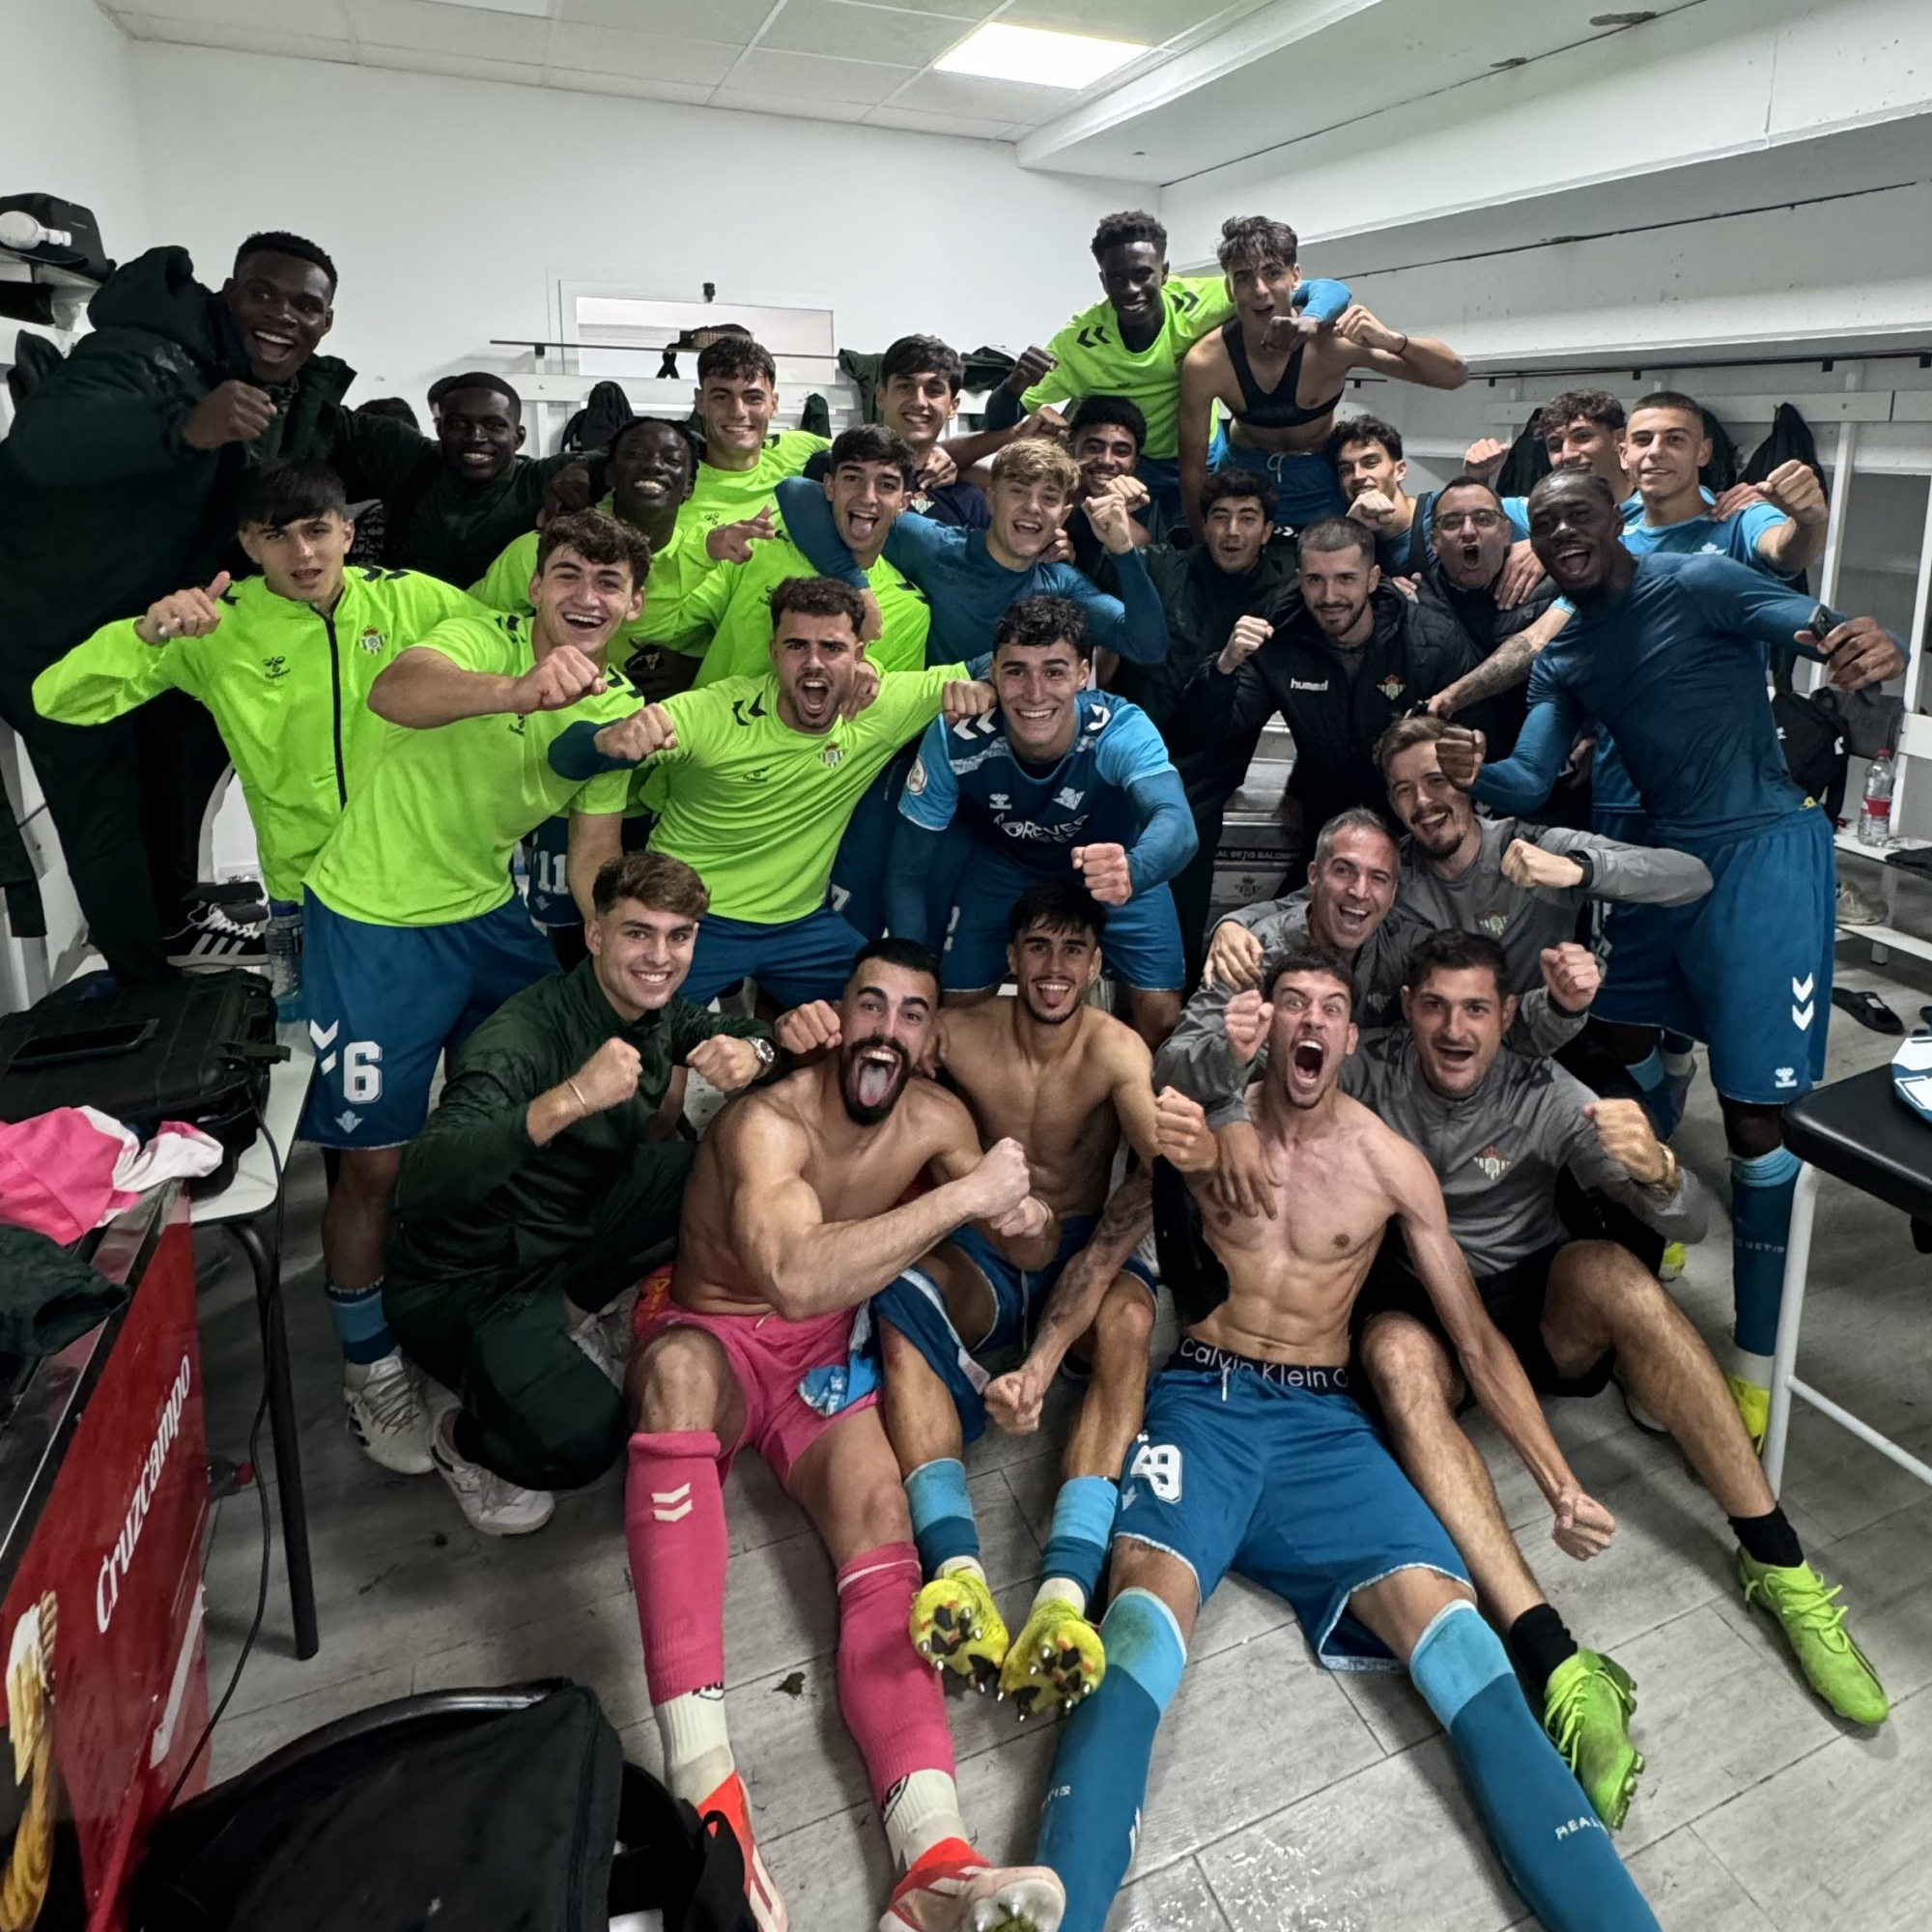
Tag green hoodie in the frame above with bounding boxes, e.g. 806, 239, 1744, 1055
0, 246, 355, 681
33, 568, 476, 900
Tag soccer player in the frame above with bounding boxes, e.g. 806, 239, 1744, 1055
551, 576, 986, 1009
1056, 396, 1163, 582
1166, 518, 1477, 868
297, 510, 652, 1475
385, 852, 814, 1534
886, 597, 1196, 1049
1179, 214, 1463, 535
981, 209, 1233, 523
1436, 469, 1903, 1442
624, 938, 1065, 1930
0, 229, 349, 984
868, 883, 1159, 1714
776, 437, 1169, 667
33, 460, 476, 1009
1037, 945, 1660, 1932
1333, 929, 1887, 1830
680, 334, 828, 539
1336, 413, 1530, 580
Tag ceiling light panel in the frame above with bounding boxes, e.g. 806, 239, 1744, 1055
935, 21, 1147, 90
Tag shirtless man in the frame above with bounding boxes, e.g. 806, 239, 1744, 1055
867, 883, 1160, 1718
1178, 214, 1466, 538
622, 937, 1065, 1932
1031, 942, 1662, 1932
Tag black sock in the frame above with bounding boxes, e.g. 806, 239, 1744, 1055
1507, 1604, 1580, 1696
1730, 1506, 1804, 1569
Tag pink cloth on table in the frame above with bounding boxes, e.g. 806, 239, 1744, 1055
0, 1106, 222, 1243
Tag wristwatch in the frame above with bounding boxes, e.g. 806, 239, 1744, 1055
1645, 1145, 1680, 1197
1569, 848, 1596, 890
751, 1037, 777, 1072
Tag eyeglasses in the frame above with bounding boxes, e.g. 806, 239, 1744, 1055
1435, 509, 1502, 531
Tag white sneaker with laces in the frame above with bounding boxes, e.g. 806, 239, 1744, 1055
342, 1350, 435, 1475
431, 1409, 554, 1536
166, 897, 269, 965
1836, 879, 1882, 926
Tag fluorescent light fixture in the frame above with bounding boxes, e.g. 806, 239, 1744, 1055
936, 22, 1147, 90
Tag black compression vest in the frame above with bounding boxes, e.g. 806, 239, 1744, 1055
1222, 320, 1346, 432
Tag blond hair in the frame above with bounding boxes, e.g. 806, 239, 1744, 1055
991, 437, 1081, 497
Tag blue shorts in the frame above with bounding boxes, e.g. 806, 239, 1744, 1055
299, 891, 555, 1149
874, 1213, 1158, 1442
682, 903, 865, 1010
942, 848, 1185, 994
1115, 1342, 1468, 1670
1208, 428, 1347, 530
524, 815, 575, 928
1589, 806, 1833, 1104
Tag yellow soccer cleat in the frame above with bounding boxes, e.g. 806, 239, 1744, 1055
910, 1570, 1009, 1691
999, 1596, 1107, 1719
1726, 1372, 1770, 1454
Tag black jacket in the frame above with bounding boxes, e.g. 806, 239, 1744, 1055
1413, 567, 1558, 758
0, 246, 354, 679
1170, 582, 1476, 843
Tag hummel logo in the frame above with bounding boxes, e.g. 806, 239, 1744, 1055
1793, 975, 1815, 1001
652, 1482, 694, 1523
989, 792, 1011, 810
509, 716, 527, 736
1775, 1066, 1797, 1090
262, 656, 289, 680
1077, 325, 1108, 350
1289, 677, 1329, 692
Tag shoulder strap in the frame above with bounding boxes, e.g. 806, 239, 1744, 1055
1406, 492, 1435, 577
1221, 318, 1264, 412
608, 1763, 752, 1930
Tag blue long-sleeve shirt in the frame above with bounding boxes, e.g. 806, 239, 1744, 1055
1472, 552, 1843, 847
774, 477, 1168, 668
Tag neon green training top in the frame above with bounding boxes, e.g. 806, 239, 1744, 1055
644, 665, 965, 923
469, 497, 715, 660
677, 430, 828, 542
1020, 274, 1233, 460
686, 524, 930, 687
306, 610, 638, 928
32, 568, 477, 901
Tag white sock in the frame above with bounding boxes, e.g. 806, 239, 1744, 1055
1662, 1044, 1696, 1077
656, 1686, 733, 1804
1031, 1575, 1088, 1617
882, 1766, 969, 1871
1728, 1335, 1775, 1384
935, 1553, 987, 1585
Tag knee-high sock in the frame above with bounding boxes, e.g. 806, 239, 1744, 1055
628, 1431, 728, 1701
903, 1458, 981, 1579
1037, 1475, 1118, 1613
837, 1544, 956, 1817
1410, 1603, 1660, 1932
1037, 1588, 1186, 1932
1731, 1147, 1801, 1360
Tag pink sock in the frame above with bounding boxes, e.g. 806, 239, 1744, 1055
836, 1543, 955, 1808
626, 1430, 728, 1701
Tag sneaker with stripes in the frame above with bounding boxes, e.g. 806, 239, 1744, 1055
164, 896, 269, 965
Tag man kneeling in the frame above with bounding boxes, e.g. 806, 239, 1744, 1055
1037, 944, 1662, 1932
385, 852, 785, 1534
624, 938, 1065, 1932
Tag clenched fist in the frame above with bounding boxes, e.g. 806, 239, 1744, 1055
983, 1359, 1049, 1435
180, 380, 277, 451
1002, 345, 1058, 396
1540, 942, 1601, 1014
1584, 1097, 1672, 1188
941, 678, 998, 722
1153, 1087, 1214, 1172
593, 703, 676, 763
138, 572, 231, 644
1217, 614, 1272, 676
775, 999, 840, 1055
1463, 437, 1508, 484
1501, 838, 1585, 893
1072, 842, 1131, 906
686, 1034, 764, 1094
571, 1036, 643, 1115
1223, 987, 1274, 1061
1435, 724, 1486, 790
512, 644, 606, 715
963, 1136, 1033, 1220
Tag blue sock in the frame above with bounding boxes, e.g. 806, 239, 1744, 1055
1730, 1147, 1802, 1358
904, 1458, 980, 1577
327, 1277, 393, 1366
1037, 1588, 1185, 1932
1625, 1050, 1683, 1140
1410, 1603, 1660, 1931
1038, 1476, 1119, 1610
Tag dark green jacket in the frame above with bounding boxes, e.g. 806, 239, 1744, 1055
0, 246, 354, 677
388, 961, 774, 1287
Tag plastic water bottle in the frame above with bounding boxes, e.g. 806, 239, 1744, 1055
1858, 751, 1895, 847
265, 897, 303, 1020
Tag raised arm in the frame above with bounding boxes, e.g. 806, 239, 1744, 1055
1428, 605, 1572, 718
1563, 1095, 1711, 1246
1507, 824, 1713, 908
1747, 463, 1829, 577
369, 639, 608, 728
1330, 305, 1467, 391
1058, 511, 1168, 665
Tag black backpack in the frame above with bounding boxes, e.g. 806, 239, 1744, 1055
132, 1683, 753, 1932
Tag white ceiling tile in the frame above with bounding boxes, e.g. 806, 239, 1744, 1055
136, 15, 356, 60
117, 0, 334, 28
882, 65, 1068, 123
760, 0, 977, 69
359, 43, 546, 84
545, 23, 740, 83
342, 0, 551, 62
543, 69, 717, 103
999, 0, 1220, 43
706, 88, 866, 128
724, 44, 923, 105
834, 0, 997, 16
862, 102, 1016, 141
556, 0, 771, 39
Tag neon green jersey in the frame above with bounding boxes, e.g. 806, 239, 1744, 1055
688, 526, 930, 688
306, 611, 637, 928
677, 430, 828, 542
469, 497, 715, 659
644, 665, 965, 923
1021, 274, 1233, 460
32, 568, 477, 901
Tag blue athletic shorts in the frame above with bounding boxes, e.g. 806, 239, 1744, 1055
524, 814, 576, 928
1208, 428, 1347, 530
874, 1212, 1158, 1441
1114, 1341, 1469, 1669
681, 903, 865, 1010
942, 848, 1184, 995
299, 891, 555, 1148
1588, 806, 1833, 1103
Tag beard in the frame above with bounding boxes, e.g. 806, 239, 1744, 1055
838, 1037, 912, 1125
1018, 982, 1081, 1027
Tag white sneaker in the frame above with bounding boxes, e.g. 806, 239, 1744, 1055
570, 1311, 627, 1390
1836, 879, 1882, 926
431, 1409, 554, 1536
342, 1350, 434, 1475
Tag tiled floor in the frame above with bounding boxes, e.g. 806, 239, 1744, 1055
197, 934, 1932, 1931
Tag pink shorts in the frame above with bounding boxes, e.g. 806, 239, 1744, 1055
635, 1302, 876, 1488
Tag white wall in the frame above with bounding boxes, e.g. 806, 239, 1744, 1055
126, 43, 1132, 419
0, 0, 149, 260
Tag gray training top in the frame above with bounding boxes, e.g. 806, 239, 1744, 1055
1342, 1028, 1710, 1277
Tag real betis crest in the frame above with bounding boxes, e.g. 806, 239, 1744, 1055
820, 743, 842, 768
1378, 674, 1406, 702
1477, 911, 1510, 939
1471, 1144, 1512, 1181
359, 627, 385, 655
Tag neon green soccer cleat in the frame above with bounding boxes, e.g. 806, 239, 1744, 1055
998, 1596, 1106, 1719
1736, 1551, 1889, 1725
910, 1571, 1009, 1691
1543, 1648, 1643, 1830
1726, 1372, 1770, 1453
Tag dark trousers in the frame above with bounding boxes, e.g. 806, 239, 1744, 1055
0, 673, 230, 984
385, 1139, 695, 1492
